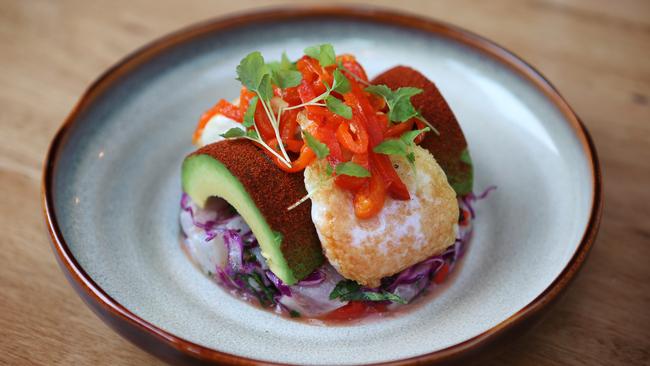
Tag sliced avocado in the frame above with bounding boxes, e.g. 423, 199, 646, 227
371, 66, 474, 196
182, 140, 324, 285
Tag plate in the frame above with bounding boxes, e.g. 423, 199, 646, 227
43, 7, 602, 365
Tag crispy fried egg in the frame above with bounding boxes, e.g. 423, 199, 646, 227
304, 145, 459, 287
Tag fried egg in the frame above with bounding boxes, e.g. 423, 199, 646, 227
304, 145, 459, 288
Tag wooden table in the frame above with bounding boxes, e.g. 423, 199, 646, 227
1, 1, 648, 365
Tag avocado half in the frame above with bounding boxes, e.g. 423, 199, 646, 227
181, 140, 324, 285
371, 66, 474, 196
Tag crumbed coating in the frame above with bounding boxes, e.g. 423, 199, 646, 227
304, 145, 459, 287
371, 66, 473, 194
192, 140, 324, 280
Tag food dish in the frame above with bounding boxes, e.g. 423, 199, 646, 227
43, 7, 601, 365
180, 45, 491, 321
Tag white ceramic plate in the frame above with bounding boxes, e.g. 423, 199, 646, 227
44, 8, 602, 365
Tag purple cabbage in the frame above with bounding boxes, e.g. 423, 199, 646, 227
179, 186, 495, 317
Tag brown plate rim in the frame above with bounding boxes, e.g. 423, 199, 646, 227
42, 5, 603, 365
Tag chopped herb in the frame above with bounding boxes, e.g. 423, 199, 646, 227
325, 95, 352, 119
329, 280, 407, 304
335, 162, 371, 178
329, 279, 361, 300
304, 43, 336, 67
220, 127, 247, 138
303, 130, 330, 159
289, 310, 301, 318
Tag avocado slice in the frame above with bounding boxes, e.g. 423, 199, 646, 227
181, 140, 324, 285
371, 66, 474, 196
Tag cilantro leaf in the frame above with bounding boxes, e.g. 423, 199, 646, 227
303, 130, 330, 159
332, 69, 350, 94
325, 95, 352, 119
220, 127, 246, 138
329, 280, 360, 300
365, 85, 424, 123
400, 127, 430, 145
335, 162, 370, 177
373, 139, 408, 155
329, 280, 407, 304
236, 52, 269, 93
304, 43, 336, 67
242, 96, 258, 127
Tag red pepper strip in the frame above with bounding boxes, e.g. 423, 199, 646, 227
238, 88, 256, 116
413, 119, 427, 144
316, 126, 343, 165
336, 54, 369, 83
459, 208, 471, 227
376, 113, 390, 134
434, 263, 450, 284
372, 152, 411, 200
368, 93, 386, 111
282, 86, 302, 106
336, 122, 368, 154
280, 109, 300, 140
303, 57, 332, 93
324, 301, 368, 321
353, 163, 387, 219
253, 99, 276, 141
344, 92, 383, 147
263, 139, 315, 173
384, 120, 414, 139
283, 138, 304, 153
346, 90, 410, 200
192, 99, 242, 144
334, 174, 367, 191
333, 153, 369, 192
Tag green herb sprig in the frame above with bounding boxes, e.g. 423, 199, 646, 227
373, 127, 430, 172
329, 279, 407, 304
365, 85, 439, 134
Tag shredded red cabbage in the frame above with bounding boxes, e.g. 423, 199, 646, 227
179, 186, 495, 318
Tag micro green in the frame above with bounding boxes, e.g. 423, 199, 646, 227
303, 130, 330, 159
373, 127, 431, 171
365, 84, 440, 134
304, 43, 336, 67
329, 280, 407, 304
334, 162, 371, 178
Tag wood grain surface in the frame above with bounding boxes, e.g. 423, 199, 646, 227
1, 0, 648, 365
